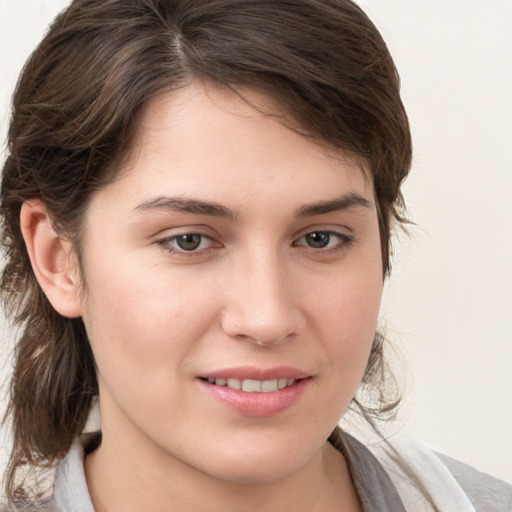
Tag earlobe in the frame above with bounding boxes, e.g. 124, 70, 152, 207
20, 200, 83, 318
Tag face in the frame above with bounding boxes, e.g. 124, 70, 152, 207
77, 82, 383, 484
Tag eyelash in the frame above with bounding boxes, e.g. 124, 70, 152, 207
157, 232, 218, 255
293, 230, 354, 253
156, 229, 354, 257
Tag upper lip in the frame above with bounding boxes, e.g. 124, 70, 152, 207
199, 366, 312, 381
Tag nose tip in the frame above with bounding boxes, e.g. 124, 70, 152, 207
220, 264, 304, 346
221, 304, 301, 346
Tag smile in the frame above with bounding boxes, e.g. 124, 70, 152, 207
206, 377, 296, 392
199, 369, 311, 416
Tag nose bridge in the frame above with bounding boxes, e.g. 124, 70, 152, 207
221, 244, 301, 345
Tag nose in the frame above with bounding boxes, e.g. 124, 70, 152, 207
220, 251, 304, 346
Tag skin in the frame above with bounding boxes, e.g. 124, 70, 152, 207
23, 81, 383, 511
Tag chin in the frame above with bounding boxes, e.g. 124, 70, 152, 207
193, 438, 320, 486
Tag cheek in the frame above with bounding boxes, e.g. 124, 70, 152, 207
314, 261, 382, 331
79, 254, 220, 392
310, 263, 383, 378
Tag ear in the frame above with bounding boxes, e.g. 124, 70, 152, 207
20, 200, 83, 318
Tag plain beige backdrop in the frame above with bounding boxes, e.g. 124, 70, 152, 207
1, 0, 511, 483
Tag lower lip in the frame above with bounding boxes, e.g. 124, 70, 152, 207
199, 378, 310, 417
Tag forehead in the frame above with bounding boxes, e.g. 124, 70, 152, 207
128, 81, 368, 172
100, 81, 374, 216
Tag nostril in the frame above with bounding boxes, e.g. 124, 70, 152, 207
220, 285, 304, 346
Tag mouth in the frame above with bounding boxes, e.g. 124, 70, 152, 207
198, 371, 311, 417
201, 377, 299, 393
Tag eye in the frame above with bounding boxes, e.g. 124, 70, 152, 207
159, 233, 216, 253
303, 231, 332, 249
173, 233, 207, 251
295, 230, 353, 250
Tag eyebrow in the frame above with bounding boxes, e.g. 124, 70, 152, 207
134, 196, 238, 220
296, 193, 372, 217
133, 192, 372, 220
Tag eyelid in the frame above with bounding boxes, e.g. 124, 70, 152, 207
155, 228, 223, 256
293, 224, 353, 241
292, 227, 355, 252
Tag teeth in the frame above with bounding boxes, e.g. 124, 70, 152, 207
209, 377, 297, 392
226, 378, 242, 390
242, 379, 262, 392
261, 379, 278, 392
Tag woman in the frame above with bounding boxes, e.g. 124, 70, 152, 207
1, 0, 511, 510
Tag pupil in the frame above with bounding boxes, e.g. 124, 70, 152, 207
177, 234, 202, 251
306, 232, 330, 248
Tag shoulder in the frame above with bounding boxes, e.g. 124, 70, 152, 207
436, 453, 512, 512
0, 501, 58, 512
360, 431, 512, 512
0, 433, 101, 512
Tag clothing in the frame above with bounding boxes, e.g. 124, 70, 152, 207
43, 430, 512, 511
334, 430, 512, 511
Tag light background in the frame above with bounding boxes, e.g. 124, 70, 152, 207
0, 0, 511, 483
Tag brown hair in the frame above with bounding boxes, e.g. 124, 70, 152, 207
1, 0, 411, 499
